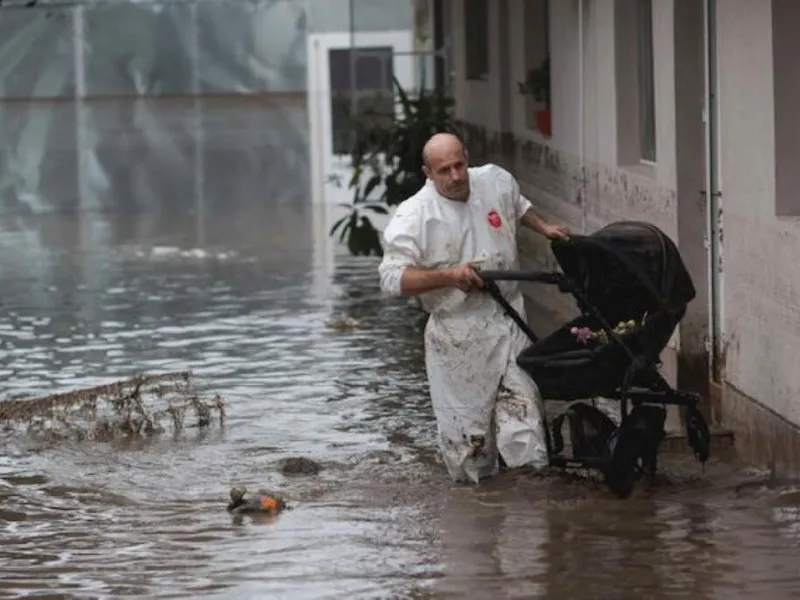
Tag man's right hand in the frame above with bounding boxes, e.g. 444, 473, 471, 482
447, 263, 485, 292
398, 263, 484, 296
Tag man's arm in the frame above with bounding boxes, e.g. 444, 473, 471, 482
378, 204, 485, 297
378, 205, 483, 296
519, 206, 551, 236
399, 264, 483, 296
399, 267, 453, 296
503, 167, 569, 240
518, 199, 570, 241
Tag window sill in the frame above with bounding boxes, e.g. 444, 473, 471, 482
518, 126, 553, 146
620, 160, 657, 180
464, 73, 489, 83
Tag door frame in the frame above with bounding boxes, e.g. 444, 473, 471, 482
307, 30, 416, 209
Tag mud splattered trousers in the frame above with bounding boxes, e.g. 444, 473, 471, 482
424, 305, 549, 484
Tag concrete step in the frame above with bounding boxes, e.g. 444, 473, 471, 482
544, 399, 736, 459
660, 424, 735, 456
545, 407, 735, 457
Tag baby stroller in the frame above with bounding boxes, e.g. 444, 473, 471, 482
478, 220, 711, 498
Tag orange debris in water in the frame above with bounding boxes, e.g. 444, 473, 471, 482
259, 496, 279, 512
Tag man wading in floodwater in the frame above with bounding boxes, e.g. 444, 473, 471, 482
378, 132, 570, 484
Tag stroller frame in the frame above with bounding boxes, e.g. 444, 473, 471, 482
478, 227, 711, 498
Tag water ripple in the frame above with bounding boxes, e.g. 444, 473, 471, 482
0, 212, 799, 598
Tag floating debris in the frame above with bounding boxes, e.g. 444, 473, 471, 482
227, 485, 288, 515
324, 315, 361, 331
0, 371, 226, 442
278, 456, 322, 476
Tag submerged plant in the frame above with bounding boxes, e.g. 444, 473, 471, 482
330, 75, 457, 257
0, 371, 226, 442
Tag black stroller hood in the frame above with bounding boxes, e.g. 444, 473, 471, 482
551, 221, 696, 324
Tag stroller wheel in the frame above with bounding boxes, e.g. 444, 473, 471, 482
685, 404, 711, 464
603, 427, 648, 499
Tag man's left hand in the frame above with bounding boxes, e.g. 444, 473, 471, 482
542, 223, 570, 241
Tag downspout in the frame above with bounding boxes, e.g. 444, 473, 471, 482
191, 1, 205, 247
74, 5, 87, 210
703, 0, 723, 383
578, 0, 586, 233
348, 0, 356, 148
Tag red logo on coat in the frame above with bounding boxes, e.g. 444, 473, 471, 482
487, 209, 503, 229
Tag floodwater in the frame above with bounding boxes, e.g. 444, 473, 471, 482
1, 205, 800, 600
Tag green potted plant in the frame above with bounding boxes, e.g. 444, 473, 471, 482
329, 75, 457, 257
517, 55, 551, 137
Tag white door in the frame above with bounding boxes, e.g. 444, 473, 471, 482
307, 30, 414, 214
307, 30, 414, 297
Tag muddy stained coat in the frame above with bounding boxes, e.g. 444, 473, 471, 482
378, 164, 549, 483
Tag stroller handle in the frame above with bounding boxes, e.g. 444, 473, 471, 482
477, 269, 564, 285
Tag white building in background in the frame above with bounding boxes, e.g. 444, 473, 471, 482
0, 0, 426, 302
304, 0, 436, 286
436, 0, 800, 478
306, 28, 418, 211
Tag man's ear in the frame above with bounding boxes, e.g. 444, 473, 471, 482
422, 165, 431, 179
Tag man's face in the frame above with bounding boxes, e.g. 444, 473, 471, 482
423, 148, 470, 201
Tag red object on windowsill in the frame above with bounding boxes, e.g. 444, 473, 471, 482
536, 109, 552, 137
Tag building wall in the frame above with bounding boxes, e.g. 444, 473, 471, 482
444, 0, 800, 475
446, 0, 686, 386
714, 0, 800, 475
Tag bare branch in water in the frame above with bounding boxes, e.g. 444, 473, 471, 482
0, 371, 227, 442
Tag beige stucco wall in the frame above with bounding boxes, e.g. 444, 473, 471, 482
449, 0, 503, 132
446, 0, 684, 385
716, 0, 800, 428
506, 0, 678, 189
444, 0, 800, 461
452, 0, 679, 226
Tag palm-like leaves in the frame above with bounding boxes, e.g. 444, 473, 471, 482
329, 76, 456, 256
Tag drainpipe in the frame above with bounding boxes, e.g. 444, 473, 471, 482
348, 0, 356, 147
73, 5, 87, 211
578, 0, 586, 233
703, 0, 723, 383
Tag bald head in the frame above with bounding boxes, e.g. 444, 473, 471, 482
421, 133, 470, 201
422, 132, 465, 167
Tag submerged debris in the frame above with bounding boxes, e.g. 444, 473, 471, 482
324, 315, 361, 331
0, 371, 226, 442
227, 485, 288, 515
278, 456, 322, 476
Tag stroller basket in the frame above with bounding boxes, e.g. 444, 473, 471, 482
519, 309, 684, 400
478, 220, 711, 499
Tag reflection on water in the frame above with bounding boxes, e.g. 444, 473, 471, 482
1, 205, 800, 599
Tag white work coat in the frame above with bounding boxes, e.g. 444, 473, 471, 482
378, 164, 549, 483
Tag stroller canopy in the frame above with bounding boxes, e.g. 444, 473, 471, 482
551, 221, 696, 324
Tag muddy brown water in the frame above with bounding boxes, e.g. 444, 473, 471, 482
1, 207, 800, 599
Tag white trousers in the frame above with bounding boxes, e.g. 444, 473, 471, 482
425, 310, 549, 484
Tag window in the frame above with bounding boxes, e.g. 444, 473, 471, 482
615, 0, 657, 166
637, 0, 656, 162
433, 0, 452, 92
773, 0, 800, 216
464, 0, 489, 80
521, 0, 550, 135
329, 46, 395, 156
